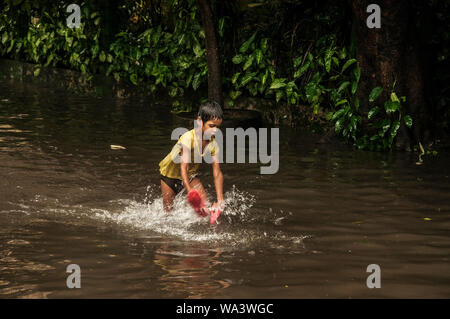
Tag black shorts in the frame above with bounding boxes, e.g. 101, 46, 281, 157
160, 174, 197, 195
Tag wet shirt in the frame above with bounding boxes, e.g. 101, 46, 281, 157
159, 129, 219, 180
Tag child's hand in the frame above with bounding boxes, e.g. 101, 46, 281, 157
211, 200, 225, 212
187, 189, 209, 217
210, 201, 224, 224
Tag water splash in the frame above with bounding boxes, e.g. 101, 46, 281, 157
14, 184, 309, 250
93, 185, 261, 245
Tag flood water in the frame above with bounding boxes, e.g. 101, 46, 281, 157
1, 79, 449, 299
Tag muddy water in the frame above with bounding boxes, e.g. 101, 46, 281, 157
0, 79, 449, 299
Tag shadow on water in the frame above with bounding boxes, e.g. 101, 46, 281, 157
1, 79, 450, 298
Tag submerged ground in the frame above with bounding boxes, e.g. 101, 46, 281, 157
0, 79, 449, 298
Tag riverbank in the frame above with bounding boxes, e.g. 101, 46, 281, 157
0, 58, 331, 133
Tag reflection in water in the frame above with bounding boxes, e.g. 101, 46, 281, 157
154, 244, 230, 298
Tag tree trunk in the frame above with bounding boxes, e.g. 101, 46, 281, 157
197, 0, 223, 107
99, 0, 120, 49
351, 0, 431, 151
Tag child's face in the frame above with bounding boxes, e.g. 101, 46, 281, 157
200, 117, 222, 139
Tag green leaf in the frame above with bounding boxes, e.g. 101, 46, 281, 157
2, 32, 8, 44
177, 59, 190, 70
294, 61, 310, 79
369, 87, 383, 103
418, 141, 425, 155
305, 82, 318, 103
185, 71, 193, 87
232, 72, 241, 85
34, 67, 41, 77
385, 101, 400, 113
326, 112, 334, 121
230, 90, 242, 100
352, 65, 361, 83
6, 39, 14, 53
289, 96, 297, 105
381, 119, 391, 134
169, 87, 178, 97
335, 99, 348, 107
390, 92, 400, 103
332, 108, 346, 121
335, 119, 343, 133
249, 85, 258, 96
343, 127, 349, 137
193, 44, 203, 58
341, 58, 356, 73
313, 103, 319, 114
44, 54, 54, 67
232, 54, 244, 64
269, 78, 287, 89
130, 73, 138, 85
390, 120, 401, 139
255, 49, 263, 65
338, 81, 350, 93
350, 116, 358, 132
106, 64, 114, 76
351, 81, 358, 95
241, 72, 257, 86
311, 72, 321, 83
339, 48, 347, 60
99, 51, 106, 62
404, 115, 413, 128
218, 18, 225, 37
243, 55, 254, 71
192, 73, 201, 90
261, 38, 268, 52
135, 49, 141, 61
368, 106, 379, 120
261, 70, 268, 86
276, 91, 284, 103
329, 75, 340, 81
67, 37, 74, 48
240, 32, 257, 53
293, 56, 302, 69
332, 57, 339, 66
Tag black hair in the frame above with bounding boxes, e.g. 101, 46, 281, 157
197, 101, 223, 123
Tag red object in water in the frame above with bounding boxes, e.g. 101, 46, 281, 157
187, 189, 202, 208
210, 208, 222, 224
187, 189, 209, 217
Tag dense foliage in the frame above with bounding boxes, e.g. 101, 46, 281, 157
0, 0, 448, 151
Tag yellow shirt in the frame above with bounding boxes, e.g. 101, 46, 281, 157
159, 129, 219, 180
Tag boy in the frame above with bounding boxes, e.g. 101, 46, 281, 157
159, 101, 224, 214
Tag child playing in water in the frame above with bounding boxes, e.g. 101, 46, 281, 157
159, 101, 224, 215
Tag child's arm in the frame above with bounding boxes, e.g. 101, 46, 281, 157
180, 144, 192, 192
212, 156, 224, 207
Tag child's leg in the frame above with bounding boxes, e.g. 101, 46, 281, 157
189, 177, 209, 206
161, 179, 175, 212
